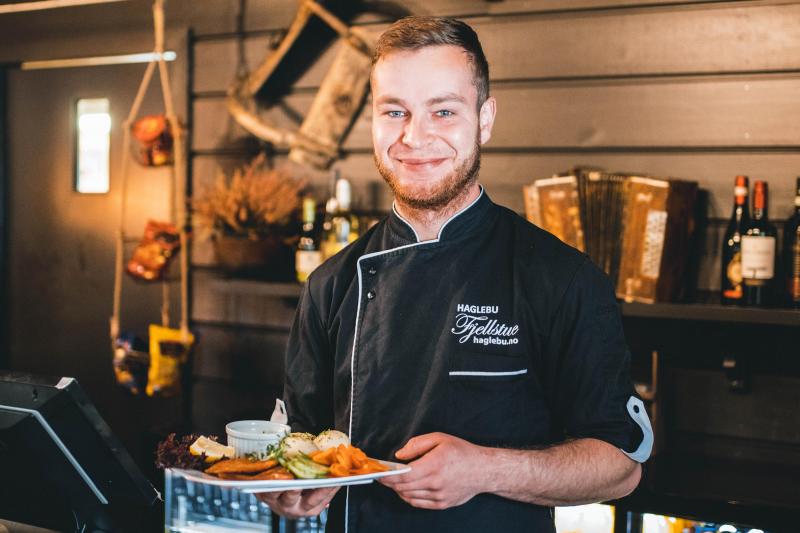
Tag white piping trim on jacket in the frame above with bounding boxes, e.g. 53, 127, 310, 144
449, 369, 528, 377
344, 187, 486, 533
391, 203, 420, 242
621, 396, 653, 463
390, 187, 485, 243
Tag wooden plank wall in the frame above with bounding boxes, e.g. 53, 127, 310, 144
188, 0, 800, 432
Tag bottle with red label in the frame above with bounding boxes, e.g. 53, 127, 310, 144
741, 180, 777, 307
720, 176, 750, 305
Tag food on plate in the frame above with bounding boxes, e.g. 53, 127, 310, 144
189, 436, 235, 462
198, 429, 392, 481
205, 457, 278, 475
283, 454, 330, 479
281, 432, 319, 458
309, 444, 388, 477
313, 429, 350, 451
156, 433, 222, 470
216, 466, 295, 481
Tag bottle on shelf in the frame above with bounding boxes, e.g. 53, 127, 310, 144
721, 175, 750, 305
784, 177, 800, 308
295, 196, 323, 283
321, 174, 359, 260
741, 180, 777, 307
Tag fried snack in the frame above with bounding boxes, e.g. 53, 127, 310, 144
329, 463, 351, 478
216, 466, 294, 480
205, 458, 277, 475
309, 447, 336, 465
312, 444, 389, 477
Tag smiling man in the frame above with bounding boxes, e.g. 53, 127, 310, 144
268, 16, 653, 533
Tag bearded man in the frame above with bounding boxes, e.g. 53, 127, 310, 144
265, 15, 652, 533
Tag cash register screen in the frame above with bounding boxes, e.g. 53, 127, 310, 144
0, 372, 159, 532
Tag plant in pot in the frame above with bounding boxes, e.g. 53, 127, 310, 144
193, 154, 305, 278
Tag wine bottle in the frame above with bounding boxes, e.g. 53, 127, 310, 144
784, 177, 800, 308
295, 196, 323, 283
721, 176, 750, 305
321, 176, 359, 259
741, 181, 777, 307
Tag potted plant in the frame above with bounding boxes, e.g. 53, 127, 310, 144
193, 154, 305, 276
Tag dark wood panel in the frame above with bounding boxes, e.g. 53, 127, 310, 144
0, 67, 7, 367
193, 77, 800, 152
192, 268, 298, 327
194, 4, 800, 92
239, 0, 772, 32
668, 369, 800, 444
191, 378, 283, 437
479, 4, 800, 80
192, 324, 288, 382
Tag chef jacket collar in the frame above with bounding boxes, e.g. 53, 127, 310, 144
387, 186, 492, 245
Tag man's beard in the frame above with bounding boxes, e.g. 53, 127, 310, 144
374, 141, 481, 211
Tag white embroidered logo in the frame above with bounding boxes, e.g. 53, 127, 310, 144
451, 304, 520, 346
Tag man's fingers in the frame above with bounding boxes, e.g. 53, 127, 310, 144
398, 495, 446, 510
380, 456, 435, 487
394, 489, 440, 500
300, 487, 339, 511
395, 433, 444, 460
277, 489, 302, 507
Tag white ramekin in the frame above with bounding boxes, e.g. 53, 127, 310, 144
225, 420, 291, 459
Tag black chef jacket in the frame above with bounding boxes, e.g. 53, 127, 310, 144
284, 189, 652, 533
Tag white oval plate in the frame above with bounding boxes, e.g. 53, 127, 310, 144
171, 460, 411, 493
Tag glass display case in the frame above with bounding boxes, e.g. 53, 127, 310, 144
165, 469, 327, 533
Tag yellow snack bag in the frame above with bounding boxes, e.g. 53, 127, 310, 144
146, 325, 195, 397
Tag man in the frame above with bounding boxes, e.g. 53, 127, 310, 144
265, 16, 652, 532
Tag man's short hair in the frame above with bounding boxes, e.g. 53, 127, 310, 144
372, 16, 490, 108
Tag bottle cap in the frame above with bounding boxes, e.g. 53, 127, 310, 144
733, 175, 748, 204
302, 197, 316, 222
752, 180, 767, 210
336, 178, 352, 210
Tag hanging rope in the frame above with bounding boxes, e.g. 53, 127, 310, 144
110, 0, 190, 352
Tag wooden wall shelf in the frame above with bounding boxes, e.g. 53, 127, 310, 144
205, 277, 800, 327
620, 299, 800, 327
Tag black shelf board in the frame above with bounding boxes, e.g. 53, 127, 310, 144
613, 453, 800, 532
620, 297, 800, 327
207, 277, 303, 298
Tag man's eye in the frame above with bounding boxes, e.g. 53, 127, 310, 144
436, 110, 454, 117
386, 110, 405, 118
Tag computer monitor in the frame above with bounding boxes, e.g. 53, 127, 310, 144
0, 371, 160, 532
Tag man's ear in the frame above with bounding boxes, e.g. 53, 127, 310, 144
479, 96, 497, 145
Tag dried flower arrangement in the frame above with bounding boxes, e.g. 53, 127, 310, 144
192, 154, 305, 241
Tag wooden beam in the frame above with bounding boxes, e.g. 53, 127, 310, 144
0, 67, 7, 367
0, 0, 126, 15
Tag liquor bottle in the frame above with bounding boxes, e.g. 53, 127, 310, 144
721, 176, 750, 305
321, 176, 359, 259
784, 177, 800, 308
295, 196, 323, 283
741, 181, 777, 307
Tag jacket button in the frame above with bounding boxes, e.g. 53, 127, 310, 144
366, 290, 376, 300
368, 267, 377, 275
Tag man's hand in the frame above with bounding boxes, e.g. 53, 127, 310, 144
257, 487, 339, 519
378, 432, 486, 510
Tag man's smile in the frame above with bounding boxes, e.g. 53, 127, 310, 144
394, 156, 450, 172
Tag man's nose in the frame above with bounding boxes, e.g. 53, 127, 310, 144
401, 114, 432, 149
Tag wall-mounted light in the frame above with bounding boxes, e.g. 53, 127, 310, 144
22, 51, 176, 71
75, 98, 110, 194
